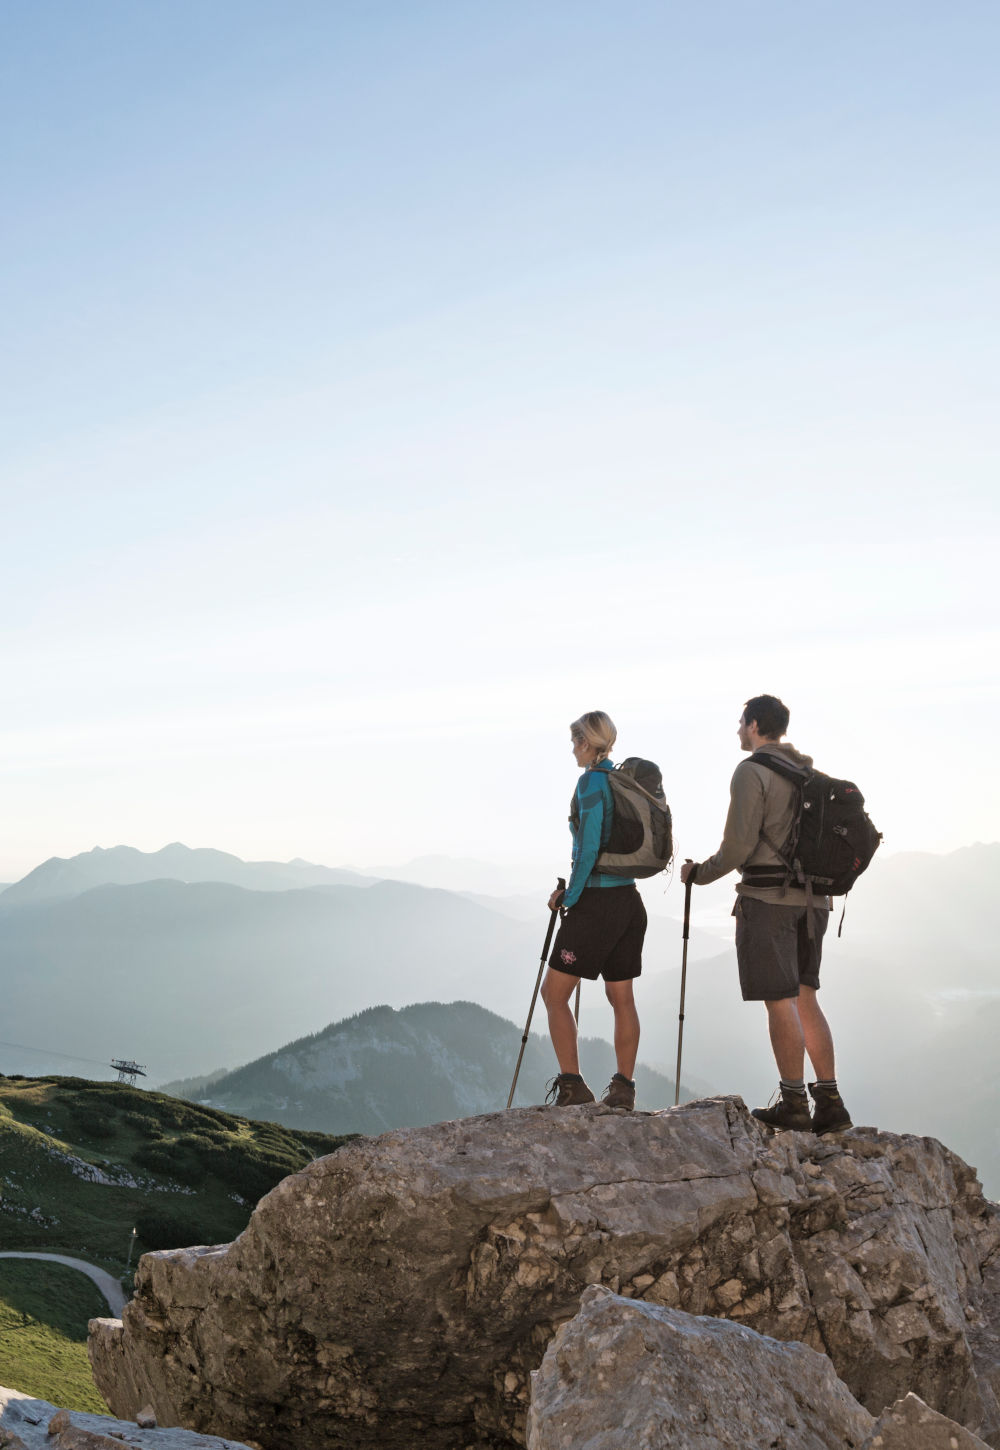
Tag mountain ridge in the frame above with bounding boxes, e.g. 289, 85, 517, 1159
161, 999, 698, 1134
0, 843, 378, 908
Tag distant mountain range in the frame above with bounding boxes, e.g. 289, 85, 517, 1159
1, 838, 997, 1198
0, 843, 722, 1083
0, 876, 541, 1081
160, 1000, 693, 1134
0, 846, 556, 908
0, 843, 377, 907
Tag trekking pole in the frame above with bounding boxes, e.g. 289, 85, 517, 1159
573, 982, 581, 1025
674, 861, 694, 1107
506, 877, 566, 1109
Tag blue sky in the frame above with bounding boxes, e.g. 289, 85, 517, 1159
2, 2, 997, 881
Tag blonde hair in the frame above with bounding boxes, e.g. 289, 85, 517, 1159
570, 711, 617, 763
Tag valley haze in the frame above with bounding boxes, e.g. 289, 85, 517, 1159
1, 838, 997, 1198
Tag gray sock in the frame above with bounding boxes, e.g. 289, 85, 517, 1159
780, 1078, 807, 1095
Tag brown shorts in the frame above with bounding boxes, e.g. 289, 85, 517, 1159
733, 895, 829, 1001
549, 886, 647, 982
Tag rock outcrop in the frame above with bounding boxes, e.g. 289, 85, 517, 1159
862, 1391, 993, 1448
525, 1283, 876, 1448
525, 1288, 994, 1449
88, 1096, 1000, 1449
0, 1387, 253, 1450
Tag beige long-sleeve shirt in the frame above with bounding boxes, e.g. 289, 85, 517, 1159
695, 743, 831, 909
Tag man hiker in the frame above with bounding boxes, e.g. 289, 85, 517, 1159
679, 694, 852, 1134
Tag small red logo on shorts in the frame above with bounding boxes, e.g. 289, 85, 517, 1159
560, 949, 577, 965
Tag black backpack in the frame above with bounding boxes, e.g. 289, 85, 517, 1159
570, 758, 673, 879
743, 754, 882, 898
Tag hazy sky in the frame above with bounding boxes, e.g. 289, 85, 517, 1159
2, 2, 997, 883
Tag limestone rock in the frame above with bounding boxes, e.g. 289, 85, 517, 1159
861, 1390, 993, 1448
526, 1284, 876, 1448
87, 1096, 1000, 1449
0, 1387, 253, 1450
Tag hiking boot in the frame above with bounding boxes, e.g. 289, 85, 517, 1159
751, 1086, 812, 1132
544, 1073, 596, 1107
601, 1073, 636, 1110
809, 1082, 853, 1134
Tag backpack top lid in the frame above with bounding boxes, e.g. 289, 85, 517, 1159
615, 757, 667, 804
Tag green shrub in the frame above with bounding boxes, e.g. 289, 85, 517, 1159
187, 1139, 301, 1201
132, 1143, 201, 1184
68, 1106, 117, 1141
295, 1128, 359, 1154
134, 1208, 206, 1251
121, 1110, 164, 1135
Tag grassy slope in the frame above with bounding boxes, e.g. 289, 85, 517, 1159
0, 1259, 109, 1412
0, 1074, 356, 1408
0, 1075, 353, 1264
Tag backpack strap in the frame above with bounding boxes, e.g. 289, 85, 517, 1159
748, 752, 811, 786
739, 754, 806, 888
742, 754, 829, 967
571, 767, 614, 851
743, 753, 826, 893
746, 755, 835, 891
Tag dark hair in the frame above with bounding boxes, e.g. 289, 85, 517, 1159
743, 694, 789, 739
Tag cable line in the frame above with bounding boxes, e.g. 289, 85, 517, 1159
0, 1039, 113, 1070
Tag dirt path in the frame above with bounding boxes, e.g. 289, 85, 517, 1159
0, 1251, 125, 1317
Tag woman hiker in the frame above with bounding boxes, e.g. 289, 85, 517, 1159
541, 711, 648, 1109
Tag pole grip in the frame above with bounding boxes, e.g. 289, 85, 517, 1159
682, 859, 693, 942
536, 875, 568, 982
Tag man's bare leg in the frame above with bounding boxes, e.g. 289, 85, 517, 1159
540, 969, 582, 1075
753, 996, 813, 1128
798, 985, 836, 1082
798, 986, 851, 1129
604, 978, 640, 1080
763, 997, 806, 1081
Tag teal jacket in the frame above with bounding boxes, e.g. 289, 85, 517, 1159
564, 759, 636, 908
